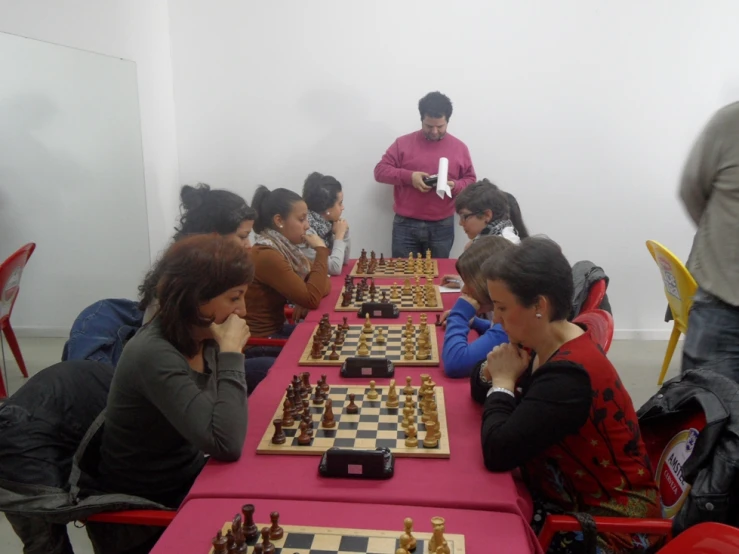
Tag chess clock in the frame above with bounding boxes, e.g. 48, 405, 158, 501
340, 357, 395, 378
358, 301, 400, 319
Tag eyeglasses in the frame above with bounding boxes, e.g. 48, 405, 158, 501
459, 212, 483, 223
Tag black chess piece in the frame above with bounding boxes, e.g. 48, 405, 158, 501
241, 504, 259, 541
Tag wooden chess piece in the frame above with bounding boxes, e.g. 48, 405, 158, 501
310, 339, 323, 359
366, 380, 379, 400
341, 289, 352, 307
381, 290, 389, 304
355, 286, 363, 302
402, 405, 413, 429
260, 527, 276, 554
391, 283, 400, 300
403, 376, 414, 395
403, 519, 417, 551
241, 504, 259, 541
375, 328, 386, 345
357, 336, 370, 357
423, 421, 439, 448
271, 419, 286, 445
429, 517, 448, 553
212, 530, 228, 554
328, 344, 340, 361
342, 316, 350, 330
435, 314, 442, 326
321, 397, 336, 428
268, 511, 284, 540
312, 387, 325, 405
301, 372, 312, 394
345, 393, 359, 414
386, 379, 399, 408
379, 253, 385, 265
297, 421, 312, 445
363, 313, 373, 334
335, 331, 345, 346
281, 398, 294, 427
405, 423, 418, 447
404, 344, 414, 360
252, 544, 264, 554
416, 347, 429, 361
404, 394, 416, 410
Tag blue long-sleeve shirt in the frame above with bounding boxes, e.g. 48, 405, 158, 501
442, 297, 509, 378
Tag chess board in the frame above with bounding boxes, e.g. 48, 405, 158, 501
257, 384, 451, 458
210, 522, 466, 554
334, 284, 444, 312
298, 323, 440, 367
349, 258, 439, 278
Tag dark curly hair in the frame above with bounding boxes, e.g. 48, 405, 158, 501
455, 179, 510, 222
419, 91, 453, 121
174, 183, 255, 240
139, 184, 255, 311
154, 233, 254, 357
302, 172, 343, 213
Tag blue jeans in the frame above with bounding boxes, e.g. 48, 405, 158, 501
682, 288, 739, 381
392, 215, 455, 258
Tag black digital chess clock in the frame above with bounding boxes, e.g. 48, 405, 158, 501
340, 357, 395, 378
358, 301, 400, 319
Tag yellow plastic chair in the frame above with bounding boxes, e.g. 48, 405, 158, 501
645, 240, 698, 385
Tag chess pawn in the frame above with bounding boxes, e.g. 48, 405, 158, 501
345, 393, 359, 414
260, 527, 276, 554
416, 348, 429, 361
404, 344, 414, 360
363, 314, 373, 334
405, 423, 419, 447
375, 328, 386, 345
281, 398, 295, 427
404, 394, 416, 410
403, 519, 417, 551
391, 283, 400, 300
268, 511, 284, 540
366, 380, 379, 400
401, 406, 413, 429
404, 414, 416, 436
403, 376, 414, 395
321, 397, 337, 428
297, 421, 312, 445
320, 374, 330, 393
212, 530, 228, 554
270, 419, 286, 445
357, 336, 370, 357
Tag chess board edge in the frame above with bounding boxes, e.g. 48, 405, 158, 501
210, 523, 466, 554
256, 386, 451, 459
297, 323, 440, 367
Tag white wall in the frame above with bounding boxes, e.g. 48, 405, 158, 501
0, 0, 180, 259
168, 0, 739, 338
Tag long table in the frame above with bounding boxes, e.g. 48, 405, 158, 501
151, 498, 536, 554
178, 258, 539, 553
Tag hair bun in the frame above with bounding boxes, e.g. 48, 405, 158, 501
180, 183, 211, 210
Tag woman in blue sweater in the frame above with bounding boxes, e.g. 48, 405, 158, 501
442, 236, 513, 377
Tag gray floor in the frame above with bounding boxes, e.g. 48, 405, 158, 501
0, 336, 682, 553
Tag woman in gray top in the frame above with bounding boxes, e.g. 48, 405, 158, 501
99, 233, 252, 508
300, 171, 351, 275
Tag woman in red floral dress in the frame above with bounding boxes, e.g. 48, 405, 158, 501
470, 237, 661, 554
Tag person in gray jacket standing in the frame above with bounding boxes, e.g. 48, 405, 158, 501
680, 101, 739, 379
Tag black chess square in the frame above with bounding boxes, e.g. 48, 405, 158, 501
355, 430, 378, 439
338, 535, 370, 552
282, 532, 314, 549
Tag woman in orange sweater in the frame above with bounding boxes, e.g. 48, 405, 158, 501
246, 186, 331, 350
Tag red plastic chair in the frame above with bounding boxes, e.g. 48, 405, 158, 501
580, 279, 607, 314
655, 522, 739, 553
0, 243, 36, 398
573, 309, 614, 353
246, 337, 288, 347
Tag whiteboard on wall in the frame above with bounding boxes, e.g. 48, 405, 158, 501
0, 32, 150, 336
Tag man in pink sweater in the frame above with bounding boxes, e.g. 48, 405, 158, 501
374, 91, 477, 258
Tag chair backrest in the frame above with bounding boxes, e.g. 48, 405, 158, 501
580, 279, 607, 314
656, 521, 739, 553
645, 240, 697, 333
641, 408, 707, 520
0, 243, 36, 325
573, 309, 614, 353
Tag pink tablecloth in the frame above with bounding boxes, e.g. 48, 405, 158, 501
152, 498, 535, 554
187, 322, 530, 517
